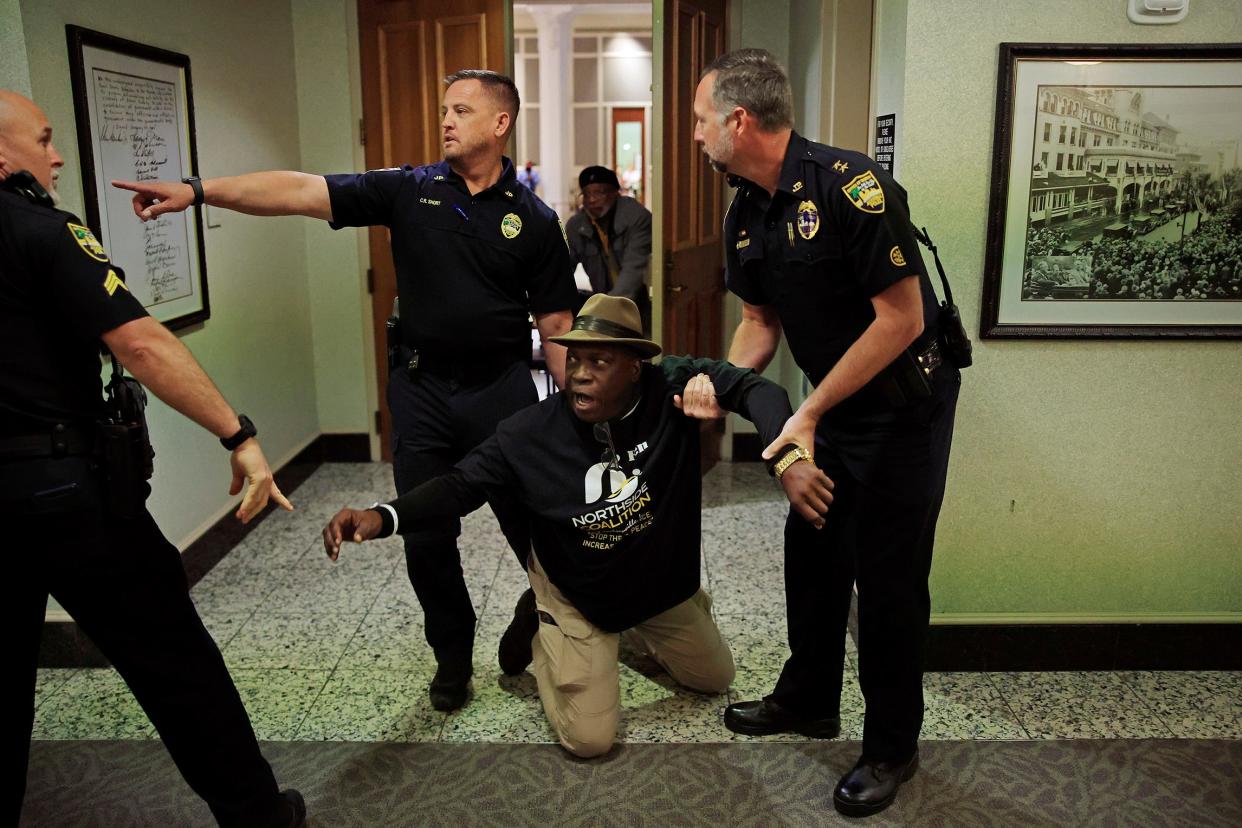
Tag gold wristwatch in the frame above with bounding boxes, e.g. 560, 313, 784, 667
773, 446, 813, 480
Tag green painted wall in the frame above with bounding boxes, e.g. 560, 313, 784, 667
291, 0, 374, 439
19, 0, 321, 547
0, 0, 31, 95
889, 0, 1242, 622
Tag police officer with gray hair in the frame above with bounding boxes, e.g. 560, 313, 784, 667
0, 89, 303, 826
693, 50, 962, 817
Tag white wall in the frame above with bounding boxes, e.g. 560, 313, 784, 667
19, 0, 323, 547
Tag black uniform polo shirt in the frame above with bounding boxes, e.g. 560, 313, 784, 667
724, 132, 939, 391
0, 191, 148, 434
325, 158, 577, 361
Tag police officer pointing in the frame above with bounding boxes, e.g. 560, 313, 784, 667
0, 90, 303, 825
115, 70, 578, 712
693, 52, 961, 817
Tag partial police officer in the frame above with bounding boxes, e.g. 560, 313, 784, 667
0, 90, 303, 826
693, 52, 961, 817
114, 70, 577, 712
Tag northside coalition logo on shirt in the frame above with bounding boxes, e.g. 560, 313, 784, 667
571, 452, 655, 551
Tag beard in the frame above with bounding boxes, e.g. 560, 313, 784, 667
703, 128, 733, 175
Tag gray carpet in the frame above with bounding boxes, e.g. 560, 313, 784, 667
22, 739, 1242, 827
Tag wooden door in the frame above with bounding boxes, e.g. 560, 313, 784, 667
357, 0, 508, 459
611, 106, 646, 205
663, 0, 725, 469
662, 0, 724, 360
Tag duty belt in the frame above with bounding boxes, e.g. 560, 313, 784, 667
0, 423, 97, 461
396, 344, 528, 385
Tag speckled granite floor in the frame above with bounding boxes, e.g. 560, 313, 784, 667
32, 462, 1242, 747
24, 462, 1242, 824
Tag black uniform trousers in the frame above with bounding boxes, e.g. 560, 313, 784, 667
770, 369, 960, 763
387, 361, 537, 665
2, 455, 285, 827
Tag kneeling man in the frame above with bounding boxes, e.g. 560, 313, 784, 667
324, 295, 832, 757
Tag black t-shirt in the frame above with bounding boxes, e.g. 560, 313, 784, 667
385, 356, 792, 631
724, 133, 940, 406
0, 191, 148, 434
325, 158, 577, 361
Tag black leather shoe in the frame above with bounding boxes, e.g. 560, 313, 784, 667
832, 750, 919, 817
723, 698, 841, 738
428, 656, 472, 712
278, 788, 307, 827
498, 588, 539, 676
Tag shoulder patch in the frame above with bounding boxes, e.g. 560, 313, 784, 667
889, 246, 906, 267
67, 223, 109, 262
841, 171, 885, 214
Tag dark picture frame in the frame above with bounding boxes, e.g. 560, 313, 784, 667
66, 25, 209, 331
981, 42, 1242, 339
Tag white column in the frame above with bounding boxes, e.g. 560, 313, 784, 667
528, 4, 576, 219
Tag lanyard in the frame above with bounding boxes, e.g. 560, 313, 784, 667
587, 214, 621, 289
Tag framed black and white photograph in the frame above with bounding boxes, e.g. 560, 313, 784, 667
981, 43, 1242, 338
66, 25, 209, 330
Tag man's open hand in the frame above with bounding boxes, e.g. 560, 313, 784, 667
323, 508, 383, 561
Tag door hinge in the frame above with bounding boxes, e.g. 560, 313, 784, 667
374, 410, 382, 434
359, 118, 367, 147
367, 267, 375, 294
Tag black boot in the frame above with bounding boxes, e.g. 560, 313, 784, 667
723, 698, 841, 738
277, 789, 307, 827
832, 750, 919, 817
498, 588, 539, 676
428, 653, 472, 712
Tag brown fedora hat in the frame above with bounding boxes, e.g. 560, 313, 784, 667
548, 294, 661, 358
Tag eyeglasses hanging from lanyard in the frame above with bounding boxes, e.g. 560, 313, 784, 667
592, 421, 622, 471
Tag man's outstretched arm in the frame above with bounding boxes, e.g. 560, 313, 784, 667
112, 172, 332, 222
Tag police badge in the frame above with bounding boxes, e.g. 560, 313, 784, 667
795, 201, 819, 240
500, 213, 523, 239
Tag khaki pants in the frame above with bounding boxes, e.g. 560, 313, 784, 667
527, 552, 735, 758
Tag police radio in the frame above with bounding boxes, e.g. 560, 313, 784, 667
0, 170, 55, 208
911, 225, 973, 369
101, 354, 155, 518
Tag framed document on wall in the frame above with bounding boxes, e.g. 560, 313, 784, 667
66, 25, 209, 330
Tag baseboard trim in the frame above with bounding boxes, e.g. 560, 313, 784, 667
923, 622, 1242, 671
39, 432, 370, 668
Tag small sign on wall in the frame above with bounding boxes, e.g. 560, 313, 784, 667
874, 113, 896, 173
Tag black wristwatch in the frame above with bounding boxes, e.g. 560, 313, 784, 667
181, 175, 205, 206
220, 415, 257, 451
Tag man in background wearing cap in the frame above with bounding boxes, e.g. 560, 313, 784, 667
565, 166, 653, 333
322, 295, 834, 758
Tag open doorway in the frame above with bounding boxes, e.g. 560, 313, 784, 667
511, 4, 653, 219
